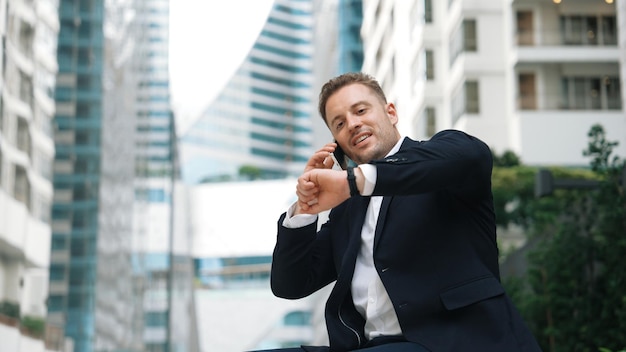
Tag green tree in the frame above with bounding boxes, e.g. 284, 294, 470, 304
499, 125, 626, 352
238, 165, 262, 180
493, 149, 522, 167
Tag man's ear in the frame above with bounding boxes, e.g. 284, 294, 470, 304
386, 102, 398, 125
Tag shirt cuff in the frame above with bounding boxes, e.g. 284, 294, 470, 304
282, 202, 318, 228
359, 164, 377, 196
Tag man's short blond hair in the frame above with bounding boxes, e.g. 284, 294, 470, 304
318, 72, 387, 125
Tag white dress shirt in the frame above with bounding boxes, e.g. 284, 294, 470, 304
283, 137, 405, 340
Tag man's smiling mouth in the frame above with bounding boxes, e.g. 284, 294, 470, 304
353, 134, 371, 146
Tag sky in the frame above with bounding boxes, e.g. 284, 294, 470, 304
169, 0, 274, 132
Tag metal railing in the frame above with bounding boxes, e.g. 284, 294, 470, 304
515, 30, 617, 47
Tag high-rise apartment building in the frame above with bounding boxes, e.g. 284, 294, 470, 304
179, 0, 316, 184
0, 0, 67, 350
49, 0, 196, 351
360, 0, 625, 166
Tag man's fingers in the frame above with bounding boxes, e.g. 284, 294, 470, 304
297, 178, 317, 193
322, 153, 337, 169
296, 189, 317, 205
296, 176, 319, 209
305, 144, 337, 172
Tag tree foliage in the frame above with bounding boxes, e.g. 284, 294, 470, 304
239, 165, 262, 180
493, 125, 626, 352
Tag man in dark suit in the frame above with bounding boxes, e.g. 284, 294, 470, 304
261, 72, 542, 352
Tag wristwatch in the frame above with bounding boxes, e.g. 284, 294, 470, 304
346, 166, 359, 197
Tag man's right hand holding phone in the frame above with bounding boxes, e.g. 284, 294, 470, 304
294, 142, 342, 215
295, 142, 363, 215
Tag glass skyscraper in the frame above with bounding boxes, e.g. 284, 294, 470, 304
48, 0, 196, 351
180, 0, 316, 184
49, 0, 107, 350
338, 0, 364, 73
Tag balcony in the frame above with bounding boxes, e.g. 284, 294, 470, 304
0, 302, 69, 352
513, 11, 619, 63
513, 30, 618, 63
516, 74, 621, 112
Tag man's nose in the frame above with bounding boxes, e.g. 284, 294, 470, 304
346, 113, 362, 131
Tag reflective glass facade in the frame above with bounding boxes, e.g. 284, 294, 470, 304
49, 1, 105, 350
338, 0, 364, 73
180, 0, 315, 184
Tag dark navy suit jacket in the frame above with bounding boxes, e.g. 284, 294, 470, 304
271, 130, 542, 352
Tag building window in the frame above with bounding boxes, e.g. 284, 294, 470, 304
451, 80, 480, 124
450, 19, 477, 66
561, 15, 617, 46
77, 47, 93, 66
70, 238, 95, 258
18, 20, 34, 56
602, 16, 617, 45
19, 71, 33, 107
424, 107, 436, 137
518, 73, 536, 110
464, 19, 477, 51
17, 117, 31, 155
47, 295, 64, 312
14, 165, 30, 209
516, 11, 534, 46
425, 50, 434, 80
605, 76, 621, 109
283, 311, 312, 326
76, 103, 90, 119
145, 312, 168, 328
561, 76, 621, 110
50, 264, 66, 281
51, 235, 68, 250
424, 0, 433, 23
466, 81, 479, 113
134, 188, 167, 202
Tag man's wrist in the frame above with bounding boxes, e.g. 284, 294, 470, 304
346, 166, 359, 197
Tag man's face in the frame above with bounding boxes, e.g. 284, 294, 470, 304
324, 83, 401, 165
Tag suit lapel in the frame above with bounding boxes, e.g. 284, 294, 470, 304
335, 196, 370, 293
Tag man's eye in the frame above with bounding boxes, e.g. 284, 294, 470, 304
335, 122, 344, 130
357, 108, 366, 114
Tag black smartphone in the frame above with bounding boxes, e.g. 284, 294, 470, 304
332, 140, 349, 170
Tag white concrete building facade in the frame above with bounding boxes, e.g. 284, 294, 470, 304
0, 0, 70, 350
361, 0, 626, 166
